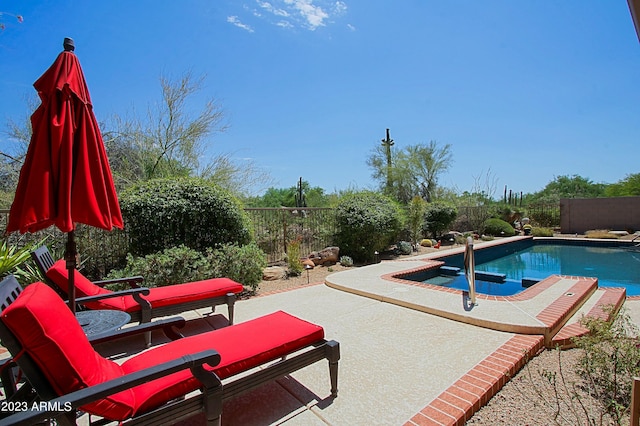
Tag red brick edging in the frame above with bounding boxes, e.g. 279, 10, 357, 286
404, 334, 544, 426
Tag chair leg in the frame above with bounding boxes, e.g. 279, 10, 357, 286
226, 293, 237, 325
326, 340, 340, 398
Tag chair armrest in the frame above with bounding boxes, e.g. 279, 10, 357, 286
92, 275, 144, 288
89, 317, 186, 345
76, 288, 153, 320
0, 350, 222, 426
75, 287, 151, 305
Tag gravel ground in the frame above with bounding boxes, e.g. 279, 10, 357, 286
467, 348, 624, 426
254, 263, 351, 296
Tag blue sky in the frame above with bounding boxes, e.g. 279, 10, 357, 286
1, 1, 639, 197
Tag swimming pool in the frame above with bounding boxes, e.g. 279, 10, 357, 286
405, 239, 640, 297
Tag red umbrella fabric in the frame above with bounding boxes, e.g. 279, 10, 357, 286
6, 38, 123, 312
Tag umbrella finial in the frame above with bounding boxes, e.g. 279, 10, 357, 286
63, 37, 75, 52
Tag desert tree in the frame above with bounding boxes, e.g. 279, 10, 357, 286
104, 71, 271, 195
367, 139, 453, 204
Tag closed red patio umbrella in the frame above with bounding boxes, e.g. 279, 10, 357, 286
5, 38, 123, 313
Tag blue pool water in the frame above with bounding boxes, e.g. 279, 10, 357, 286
408, 241, 640, 296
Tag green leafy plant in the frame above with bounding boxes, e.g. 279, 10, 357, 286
205, 243, 266, 292
108, 245, 211, 289
532, 227, 554, 237
483, 218, 516, 237
573, 307, 640, 423
396, 241, 413, 255
286, 239, 303, 277
339, 255, 353, 267
511, 307, 640, 425
407, 196, 427, 246
0, 239, 46, 284
423, 201, 457, 238
334, 191, 404, 263
120, 178, 252, 256
108, 242, 266, 293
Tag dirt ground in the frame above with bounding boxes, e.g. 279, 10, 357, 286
254, 245, 445, 296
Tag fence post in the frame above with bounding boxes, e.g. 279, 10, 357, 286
282, 208, 288, 256
632, 377, 640, 426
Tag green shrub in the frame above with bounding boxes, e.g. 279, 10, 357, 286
574, 307, 640, 423
108, 243, 266, 292
339, 255, 353, 267
532, 227, 554, 237
407, 196, 428, 245
423, 202, 457, 238
335, 191, 404, 263
397, 241, 413, 255
120, 178, 252, 256
483, 218, 516, 237
108, 245, 211, 289
286, 239, 303, 277
205, 243, 266, 292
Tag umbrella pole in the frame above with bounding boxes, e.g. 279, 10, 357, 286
65, 230, 77, 314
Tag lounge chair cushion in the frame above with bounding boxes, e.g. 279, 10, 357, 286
2, 283, 326, 420
0, 283, 135, 419
46, 259, 244, 312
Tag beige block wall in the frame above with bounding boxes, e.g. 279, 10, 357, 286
560, 197, 640, 234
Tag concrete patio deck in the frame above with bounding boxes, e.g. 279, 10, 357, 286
94, 283, 538, 426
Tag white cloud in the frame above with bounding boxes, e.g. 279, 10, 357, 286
235, 1, 349, 32
333, 1, 347, 15
257, 1, 290, 17
227, 16, 255, 33
346, 23, 355, 31
283, 0, 329, 30
277, 20, 294, 29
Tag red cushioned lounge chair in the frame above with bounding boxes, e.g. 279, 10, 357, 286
31, 246, 243, 325
0, 276, 340, 426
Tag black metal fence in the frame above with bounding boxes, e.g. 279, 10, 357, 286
244, 208, 336, 263
1, 207, 336, 274
526, 203, 561, 228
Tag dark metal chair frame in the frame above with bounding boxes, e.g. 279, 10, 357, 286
31, 246, 239, 325
0, 275, 340, 426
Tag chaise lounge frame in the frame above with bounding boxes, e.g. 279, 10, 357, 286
31, 246, 239, 325
0, 275, 340, 426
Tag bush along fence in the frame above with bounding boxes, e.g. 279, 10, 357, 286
1, 207, 337, 277
2, 203, 560, 278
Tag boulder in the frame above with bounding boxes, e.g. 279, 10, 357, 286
262, 266, 286, 281
308, 246, 340, 266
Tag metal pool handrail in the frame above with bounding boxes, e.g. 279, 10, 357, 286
464, 236, 477, 306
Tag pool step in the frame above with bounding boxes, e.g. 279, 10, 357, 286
549, 286, 626, 349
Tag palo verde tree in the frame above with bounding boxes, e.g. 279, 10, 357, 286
103, 71, 270, 195
367, 139, 453, 204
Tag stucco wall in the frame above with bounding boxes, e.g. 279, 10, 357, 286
560, 197, 640, 234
